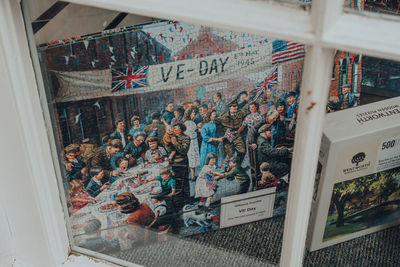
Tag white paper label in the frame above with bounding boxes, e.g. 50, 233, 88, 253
375, 135, 400, 172
220, 187, 276, 228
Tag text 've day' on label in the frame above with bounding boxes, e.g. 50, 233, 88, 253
219, 187, 276, 228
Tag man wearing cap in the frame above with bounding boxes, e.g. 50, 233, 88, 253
249, 124, 292, 178
338, 86, 357, 110
284, 91, 299, 132
215, 98, 250, 162
144, 112, 166, 145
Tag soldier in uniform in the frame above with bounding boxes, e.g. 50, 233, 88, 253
215, 99, 250, 162
165, 122, 191, 205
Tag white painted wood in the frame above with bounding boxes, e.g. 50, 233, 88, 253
312, 0, 345, 37
280, 46, 335, 267
322, 12, 400, 62
65, 0, 314, 44
0, 0, 70, 266
2, 0, 400, 266
280, 0, 339, 266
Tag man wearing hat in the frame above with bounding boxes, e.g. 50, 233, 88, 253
284, 91, 299, 131
215, 98, 250, 162
144, 112, 166, 146
250, 123, 291, 179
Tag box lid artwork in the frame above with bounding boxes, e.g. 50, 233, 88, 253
308, 96, 400, 251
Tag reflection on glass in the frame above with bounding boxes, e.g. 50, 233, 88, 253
33, 18, 311, 265
309, 52, 400, 265
345, 0, 400, 17
327, 51, 361, 113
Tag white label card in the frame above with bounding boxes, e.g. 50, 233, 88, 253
375, 135, 400, 173
220, 187, 276, 228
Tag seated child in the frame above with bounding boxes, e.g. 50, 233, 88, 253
195, 153, 223, 208
149, 186, 168, 217
67, 180, 96, 215
216, 156, 250, 194
147, 167, 176, 198
86, 167, 111, 198
79, 218, 120, 254
146, 149, 166, 165
117, 157, 129, 174
258, 162, 278, 187
110, 157, 130, 183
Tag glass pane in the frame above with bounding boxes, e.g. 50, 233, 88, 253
306, 53, 400, 265
25, 3, 309, 266
344, 0, 400, 18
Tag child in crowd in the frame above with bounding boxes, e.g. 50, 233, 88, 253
146, 149, 166, 165
149, 186, 168, 218
147, 167, 176, 197
67, 180, 96, 214
258, 162, 278, 187
86, 167, 111, 198
195, 153, 222, 208
215, 156, 250, 194
116, 157, 129, 174
110, 157, 130, 182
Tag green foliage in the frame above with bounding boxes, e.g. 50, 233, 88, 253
323, 222, 368, 242
388, 189, 400, 202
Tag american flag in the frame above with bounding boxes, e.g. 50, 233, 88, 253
272, 40, 305, 65
111, 66, 148, 92
251, 65, 278, 100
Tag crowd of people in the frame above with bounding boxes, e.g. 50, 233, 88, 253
63, 86, 298, 251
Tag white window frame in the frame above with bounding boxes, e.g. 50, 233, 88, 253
1, 0, 399, 266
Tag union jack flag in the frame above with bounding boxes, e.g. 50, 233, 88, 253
206, 174, 217, 190
251, 65, 278, 100
111, 66, 148, 92
223, 155, 231, 172
224, 129, 235, 143
272, 40, 305, 65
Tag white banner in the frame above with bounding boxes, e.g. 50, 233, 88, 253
53, 45, 273, 102
144, 44, 273, 92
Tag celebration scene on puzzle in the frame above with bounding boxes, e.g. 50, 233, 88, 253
36, 20, 360, 254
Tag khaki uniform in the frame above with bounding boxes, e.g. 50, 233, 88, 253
215, 106, 250, 160
165, 133, 191, 203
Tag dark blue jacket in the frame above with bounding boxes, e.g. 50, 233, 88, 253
65, 159, 86, 182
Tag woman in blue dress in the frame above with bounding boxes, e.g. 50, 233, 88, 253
200, 109, 224, 168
